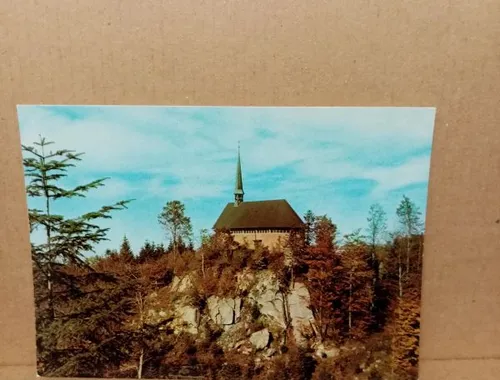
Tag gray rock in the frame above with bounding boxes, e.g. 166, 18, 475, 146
314, 343, 340, 358
264, 347, 276, 357
287, 282, 317, 345
207, 296, 241, 325
249, 271, 286, 328
171, 275, 193, 293
175, 305, 198, 334
250, 328, 270, 350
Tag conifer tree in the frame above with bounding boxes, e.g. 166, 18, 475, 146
23, 135, 132, 320
137, 241, 156, 263
155, 242, 166, 259
119, 235, 135, 263
303, 210, 316, 246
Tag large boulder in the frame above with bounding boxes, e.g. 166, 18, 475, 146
314, 342, 340, 358
249, 328, 270, 350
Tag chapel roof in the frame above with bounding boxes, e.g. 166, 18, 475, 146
213, 199, 305, 230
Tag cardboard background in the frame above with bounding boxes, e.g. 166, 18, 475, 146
1, 1, 499, 379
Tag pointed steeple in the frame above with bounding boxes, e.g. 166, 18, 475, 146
234, 142, 244, 206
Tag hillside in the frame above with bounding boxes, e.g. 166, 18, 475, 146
33, 228, 422, 379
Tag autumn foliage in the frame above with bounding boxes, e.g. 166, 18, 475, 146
25, 136, 424, 379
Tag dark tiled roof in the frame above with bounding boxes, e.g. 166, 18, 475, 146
213, 199, 305, 230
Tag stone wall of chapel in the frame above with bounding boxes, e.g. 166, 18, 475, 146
232, 229, 290, 250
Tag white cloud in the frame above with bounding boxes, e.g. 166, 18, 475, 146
366, 155, 431, 195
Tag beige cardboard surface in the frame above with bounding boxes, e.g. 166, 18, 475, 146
1, 1, 500, 379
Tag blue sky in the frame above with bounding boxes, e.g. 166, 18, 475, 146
17, 105, 436, 255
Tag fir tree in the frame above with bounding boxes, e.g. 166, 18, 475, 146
23, 135, 133, 320
23, 136, 133, 376
119, 235, 135, 263
303, 210, 316, 246
138, 241, 156, 263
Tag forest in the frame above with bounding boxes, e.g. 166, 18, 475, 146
24, 136, 424, 380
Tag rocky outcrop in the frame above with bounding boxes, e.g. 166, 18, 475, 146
145, 269, 320, 350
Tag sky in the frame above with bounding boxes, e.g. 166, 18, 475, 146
17, 105, 436, 256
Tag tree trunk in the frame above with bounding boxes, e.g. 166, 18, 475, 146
136, 291, 145, 379
348, 272, 353, 332
406, 235, 410, 274
319, 292, 323, 340
418, 237, 423, 272
398, 249, 403, 298
371, 276, 376, 312
201, 250, 205, 279
43, 161, 55, 320
172, 229, 178, 257
47, 267, 54, 320
282, 289, 291, 336
138, 348, 144, 379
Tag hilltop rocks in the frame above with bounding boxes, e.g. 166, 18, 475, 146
145, 269, 318, 350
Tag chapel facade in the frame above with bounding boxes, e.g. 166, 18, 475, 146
213, 145, 305, 250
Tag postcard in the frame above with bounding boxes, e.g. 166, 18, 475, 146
17, 105, 435, 379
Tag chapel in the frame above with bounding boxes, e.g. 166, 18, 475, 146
213, 145, 305, 249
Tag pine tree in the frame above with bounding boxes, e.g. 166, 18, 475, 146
35, 265, 136, 377
119, 235, 135, 263
303, 210, 316, 246
154, 243, 166, 259
138, 241, 156, 263
23, 135, 133, 320
23, 136, 133, 377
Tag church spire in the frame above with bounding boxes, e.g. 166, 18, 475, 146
234, 141, 244, 206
